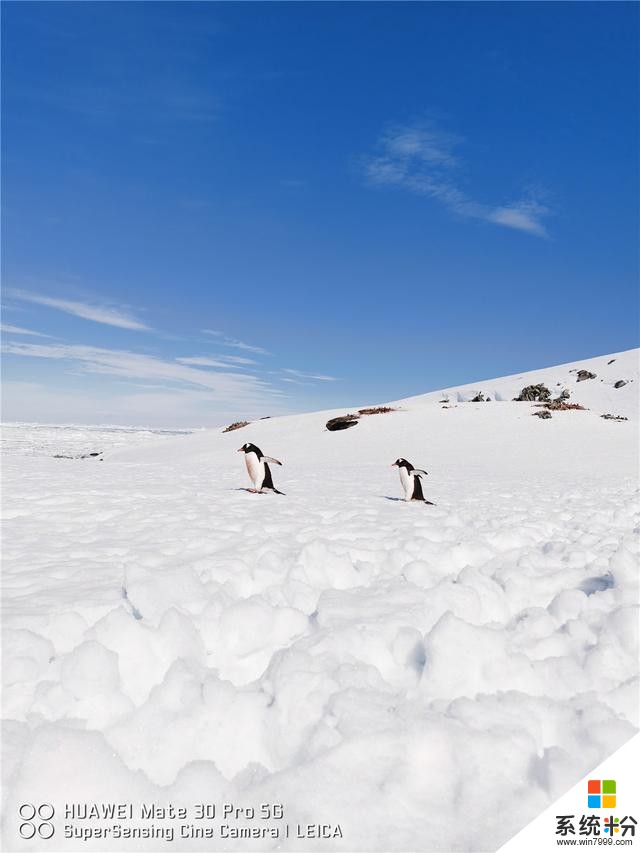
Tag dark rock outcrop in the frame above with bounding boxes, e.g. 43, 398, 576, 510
326, 415, 359, 431
53, 452, 102, 459
222, 421, 250, 433
470, 392, 485, 402
358, 406, 396, 415
513, 384, 551, 402
614, 380, 627, 389
542, 401, 586, 411
533, 410, 552, 419
576, 370, 596, 382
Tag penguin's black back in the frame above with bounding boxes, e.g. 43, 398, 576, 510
262, 462, 285, 495
411, 475, 426, 501
262, 462, 275, 489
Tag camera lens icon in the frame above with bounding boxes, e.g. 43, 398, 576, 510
38, 822, 55, 839
19, 804, 36, 820
19, 822, 37, 840
18, 804, 55, 839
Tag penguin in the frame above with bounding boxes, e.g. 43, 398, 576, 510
391, 458, 435, 504
237, 443, 285, 494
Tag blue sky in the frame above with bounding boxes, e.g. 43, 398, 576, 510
2, 1, 638, 426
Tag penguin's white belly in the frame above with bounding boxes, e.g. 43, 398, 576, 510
399, 468, 413, 500
245, 453, 264, 488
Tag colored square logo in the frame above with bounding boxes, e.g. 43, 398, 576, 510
587, 779, 617, 808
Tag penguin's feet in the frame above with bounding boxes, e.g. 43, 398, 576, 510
246, 488, 260, 493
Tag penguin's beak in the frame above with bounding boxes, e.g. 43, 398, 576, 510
390, 462, 397, 467
237, 448, 243, 452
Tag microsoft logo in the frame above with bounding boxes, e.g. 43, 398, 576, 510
587, 779, 616, 809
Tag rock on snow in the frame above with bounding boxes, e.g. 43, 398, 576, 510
2, 348, 639, 851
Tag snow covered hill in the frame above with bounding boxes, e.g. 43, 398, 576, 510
392, 347, 639, 417
2, 349, 638, 852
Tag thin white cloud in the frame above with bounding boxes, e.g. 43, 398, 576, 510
280, 377, 311, 386
282, 368, 338, 381
177, 356, 246, 369
1, 323, 52, 338
486, 202, 549, 238
6, 289, 150, 330
217, 354, 257, 365
2, 341, 283, 405
363, 121, 550, 237
201, 329, 271, 355
382, 125, 461, 167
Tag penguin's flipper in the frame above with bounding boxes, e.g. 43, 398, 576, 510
413, 469, 428, 476
262, 456, 283, 466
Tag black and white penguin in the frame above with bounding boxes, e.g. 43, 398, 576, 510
237, 443, 285, 494
391, 458, 434, 504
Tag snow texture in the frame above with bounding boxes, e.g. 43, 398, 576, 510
2, 349, 639, 851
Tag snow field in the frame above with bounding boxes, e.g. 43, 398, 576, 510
2, 349, 639, 851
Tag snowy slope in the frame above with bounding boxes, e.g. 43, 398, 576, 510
2, 349, 638, 852
392, 347, 639, 418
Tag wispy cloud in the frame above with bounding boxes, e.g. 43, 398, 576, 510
215, 354, 257, 365
201, 330, 271, 355
280, 377, 311, 386
6, 289, 150, 330
2, 341, 282, 404
485, 202, 550, 235
363, 121, 550, 237
282, 368, 338, 381
1, 323, 52, 338
176, 355, 253, 369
